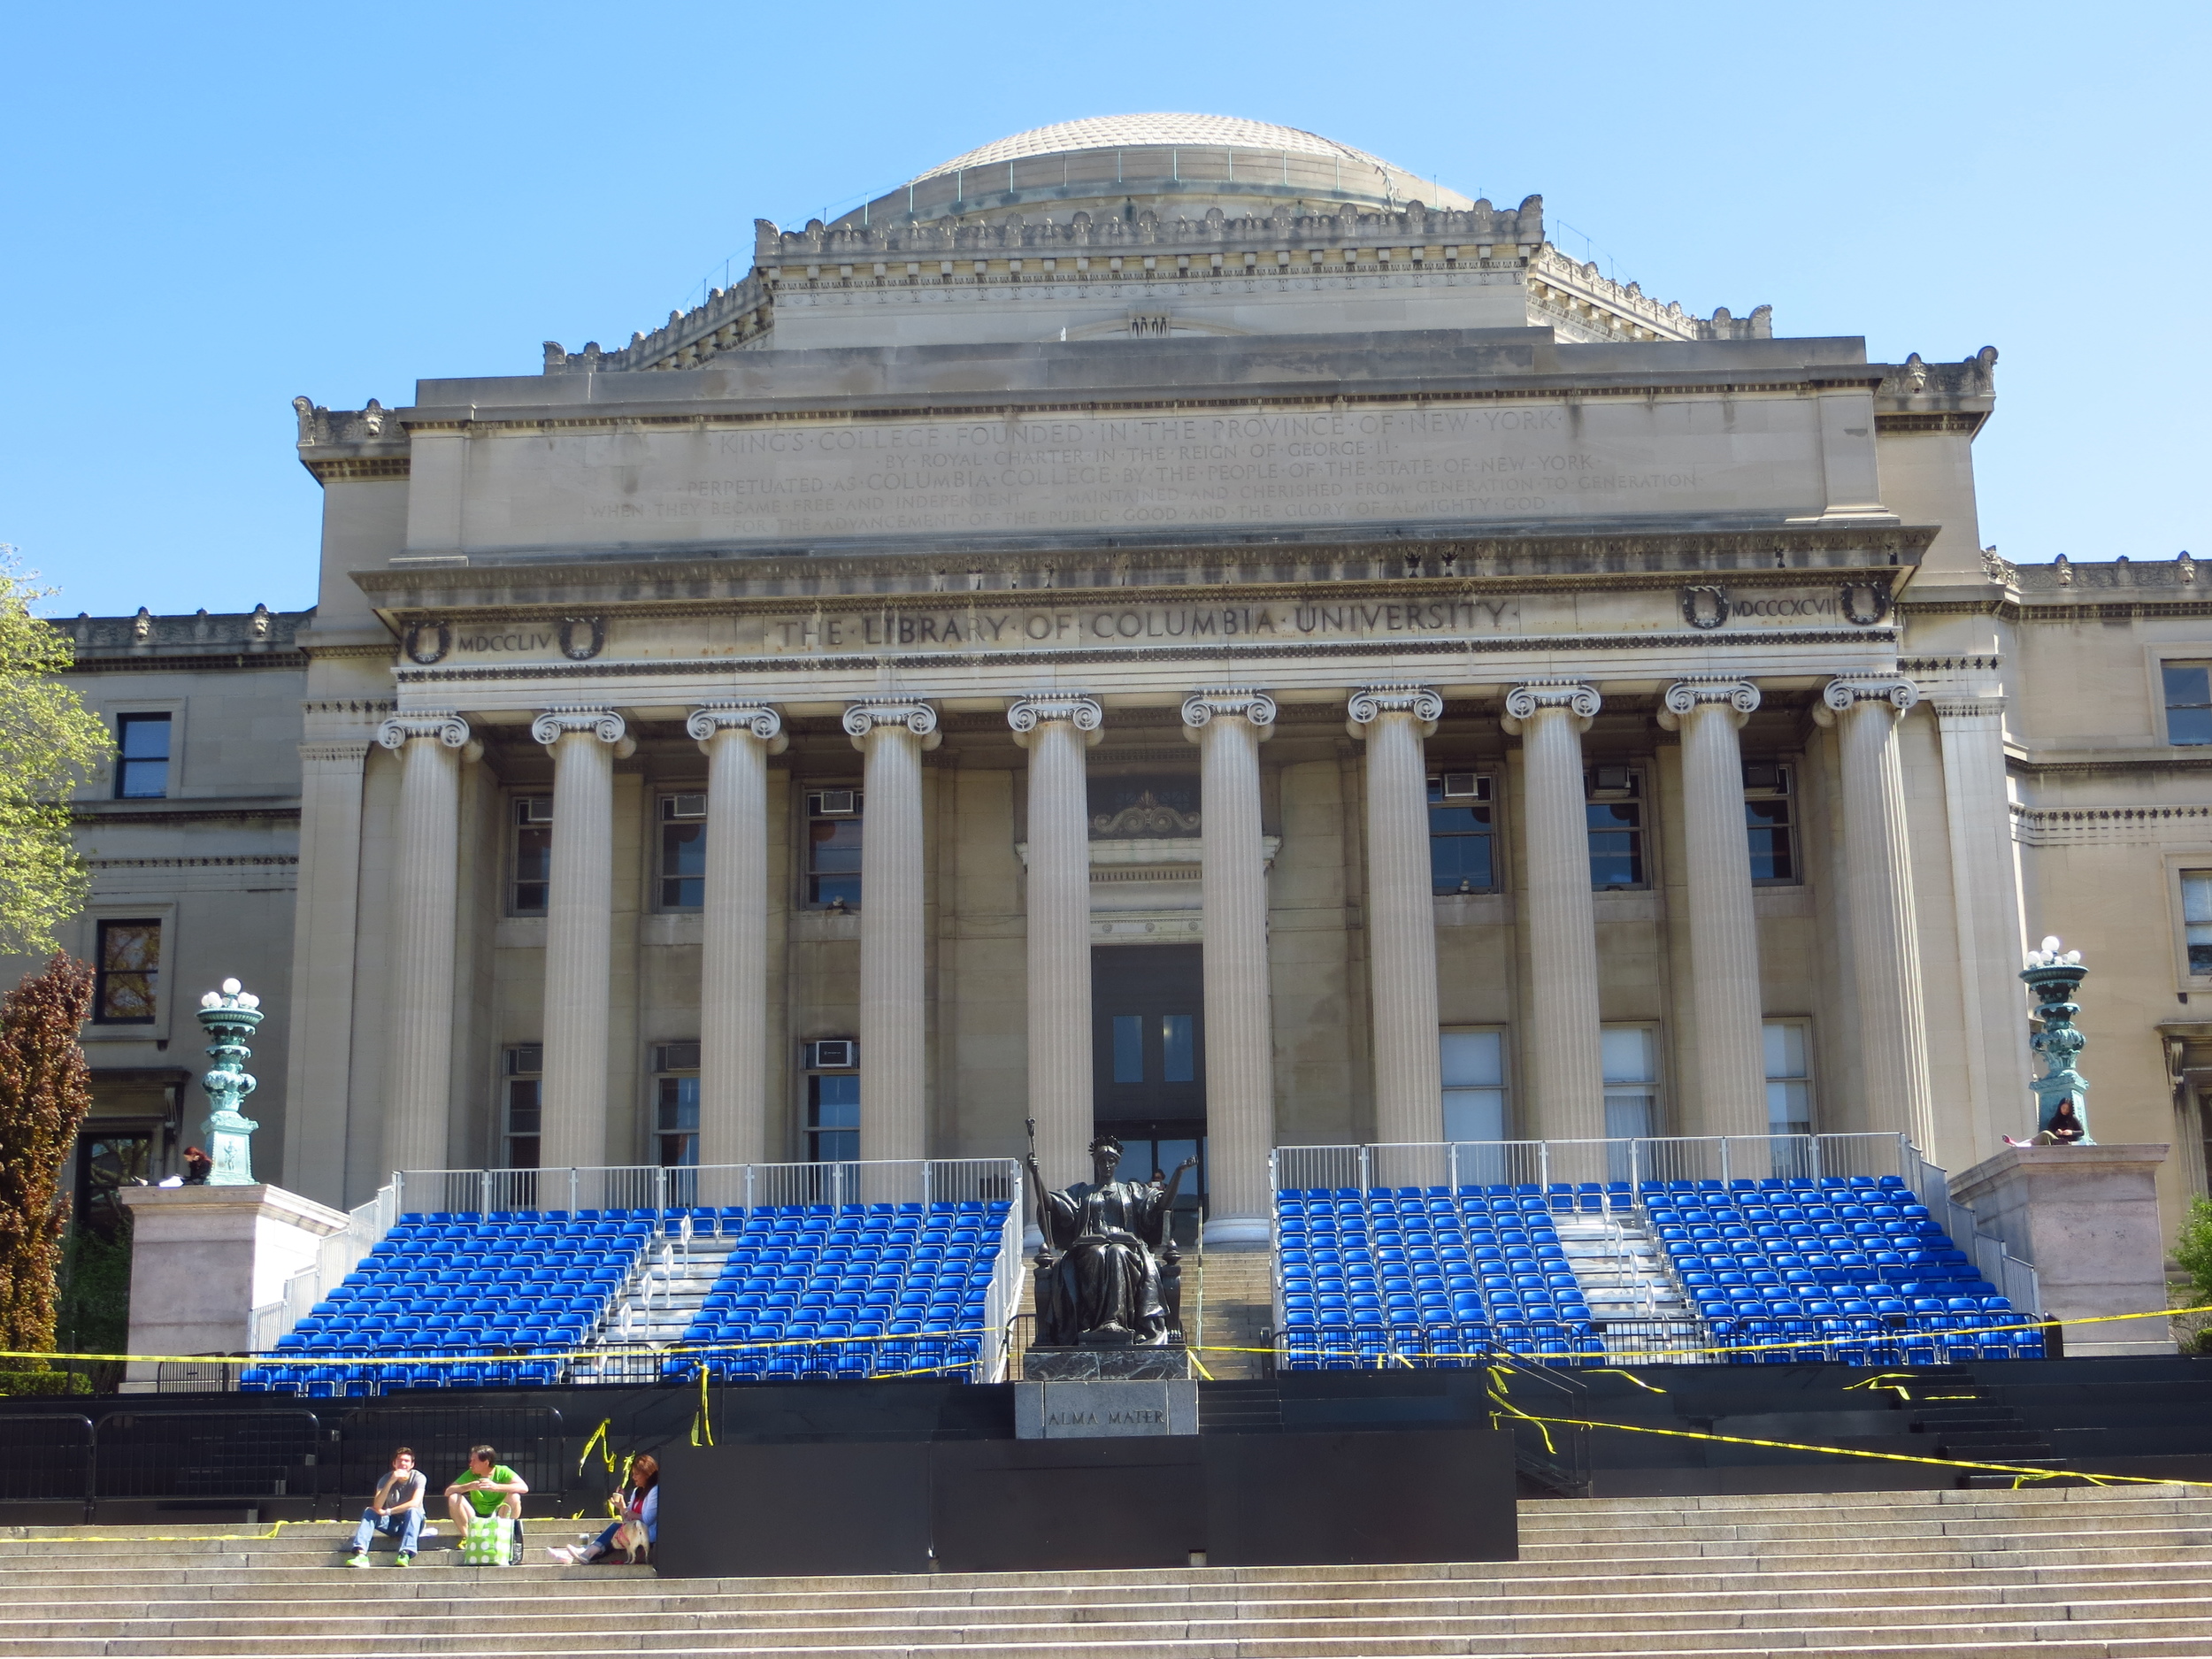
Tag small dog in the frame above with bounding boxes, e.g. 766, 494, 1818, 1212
611, 1516, 649, 1563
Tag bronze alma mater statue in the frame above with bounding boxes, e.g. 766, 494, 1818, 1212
1025, 1125, 1195, 1347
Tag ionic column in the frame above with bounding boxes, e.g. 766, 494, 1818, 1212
1502, 680, 1606, 1142
1931, 695, 2033, 1145
843, 701, 940, 1164
1009, 694, 1104, 1193
373, 713, 473, 1179
1658, 679, 1769, 1140
532, 708, 634, 1172
1816, 678, 1935, 1151
1348, 685, 1445, 1146
687, 703, 787, 1169
1181, 689, 1276, 1247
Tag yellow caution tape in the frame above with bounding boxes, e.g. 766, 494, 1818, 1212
1499, 1409, 2212, 1491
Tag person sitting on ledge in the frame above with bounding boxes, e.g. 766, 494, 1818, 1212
548, 1453, 657, 1564
346, 1447, 426, 1567
446, 1444, 528, 1532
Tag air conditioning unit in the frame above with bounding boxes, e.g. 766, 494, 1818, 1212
1742, 760, 1789, 794
1590, 764, 1637, 798
1440, 772, 1488, 801
666, 794, 707, 819
518, 797, 553, 824
805, 1039, 857, 1071
813, 789, 858, 817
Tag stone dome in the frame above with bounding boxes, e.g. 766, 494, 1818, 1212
831, 112, 1471, 231
913, 114, 1410, 183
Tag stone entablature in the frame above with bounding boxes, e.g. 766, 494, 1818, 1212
65, 607, 311, 666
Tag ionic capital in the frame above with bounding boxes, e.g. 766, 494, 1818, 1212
531, 708, 634, 757
1180, 688, 1277, 746
1656, 678, 1760, 732
843, 701, 941, 751
1813, 676, 1918, 726
1007, 694, 1102, 749
1347, 684, 1442, 741
688, 703, 787, 754
375, 712, 472, 751
1501, 680, 1600, 736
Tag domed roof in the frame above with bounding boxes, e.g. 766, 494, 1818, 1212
913, 113, 1409, 184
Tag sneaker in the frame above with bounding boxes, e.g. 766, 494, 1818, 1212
545, 1547, 576, 1564
396, 1554, 413, 1568
345, 1554, 373, 1569
419, 1524, 436, 1538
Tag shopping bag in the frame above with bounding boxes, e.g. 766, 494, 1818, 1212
462, 1514, 513, 1565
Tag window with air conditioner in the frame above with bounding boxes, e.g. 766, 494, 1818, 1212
1586, 766, 1646, 890
659, 794, 707, 910
805, 787, 863, 910
1427, 772, 1496, 894
1743, 760, 1799, 885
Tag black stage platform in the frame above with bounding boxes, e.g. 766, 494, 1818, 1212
0, 1356, 2204, 1534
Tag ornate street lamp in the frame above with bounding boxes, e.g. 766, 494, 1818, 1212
2021, 936, 2092, 1145
196, 978, 263, 1184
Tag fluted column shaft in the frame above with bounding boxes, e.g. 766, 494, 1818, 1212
1350, 687, 1445, 1145
1010, 695, 1103, 1192
1663, 681, 1770, 1139
846, 703, 939, 1164
690, 705, 786, 1169
1821, 679, 1935, 1151
376, 714, 471, 1178
1183, 690, 1276, 1247
1932, 697, 2033, 1148
1504, 682, 1606, 1142
534, 709, 631, 1171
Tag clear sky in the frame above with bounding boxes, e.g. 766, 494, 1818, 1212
3, 1, 2204, 617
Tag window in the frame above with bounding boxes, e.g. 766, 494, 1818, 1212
805, 788, 863, 910
1440, 1030, 1507, 1141
114, 714, 172, 799
511, 797, 552, 914
503, 1046, 542, 1169
1427, 773, 1496, 894
1586, 765, 1645, 889
94, 920, 160, 1023
654, 1041, 701, 1166
1763, 1021, 1814, 1135
2166, 664, 2212, 745
659, 795, 707, 910
807, 1072, 860, 1162
1110, 1013, 1195, 1084
1744, 761, 1798, 884
2185, 872, 2212, 973
1601, 1025, 1658, 1139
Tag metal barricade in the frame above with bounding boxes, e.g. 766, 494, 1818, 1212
93, 1409, 323, 1502
335, 1404, 565, 1509
0, 1414, 94, 1512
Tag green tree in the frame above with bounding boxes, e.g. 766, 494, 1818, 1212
0, 955, 96, 1386
0, 555, 110, 956
2176, 1195, 2212, 1354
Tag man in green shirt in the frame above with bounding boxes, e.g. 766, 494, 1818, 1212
444, 1444, 528, 1532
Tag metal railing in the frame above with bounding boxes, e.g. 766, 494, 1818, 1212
250, 1183, 399, 1352
1270, 1132, 2043, 1334
391, 1157, 1018, 1217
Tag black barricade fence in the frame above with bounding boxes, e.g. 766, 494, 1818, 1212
0, 1415, 94, 1505
335, 1404, 566, 1510
93, 1410, 324, 1502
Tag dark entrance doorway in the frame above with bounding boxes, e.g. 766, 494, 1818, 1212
1092, 943, 1205, 1237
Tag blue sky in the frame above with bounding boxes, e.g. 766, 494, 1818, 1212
3, 1, 2204, 617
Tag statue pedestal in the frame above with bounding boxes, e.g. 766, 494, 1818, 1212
117, 1184, 352, 1389
1023, 1346, 1196, 1381
1948, 1144, 2174, 1357
1014, 1378, 1200, 1439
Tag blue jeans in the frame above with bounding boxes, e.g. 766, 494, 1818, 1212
351, 1507, 423, 1555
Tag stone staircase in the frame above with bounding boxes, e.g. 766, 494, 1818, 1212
1190, 1248, 1274, 1380
2, 1484, 2209, 1655
568, 1229, 740, 1382
1556, 1210, 1707, 1362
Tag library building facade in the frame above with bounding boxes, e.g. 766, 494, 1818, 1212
36, 114, 2212, 1249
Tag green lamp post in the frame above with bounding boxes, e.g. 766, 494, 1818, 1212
2021, 936, 2092, 1145
196, 978, 263, 1184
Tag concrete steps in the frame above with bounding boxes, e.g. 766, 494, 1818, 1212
1556, 1212, 1709, 1360
2, 1485, 2207, 1655
1192, 1248, 1273, 1380
569, 1233, 740, 1379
